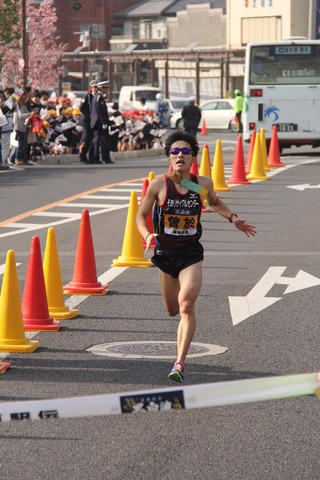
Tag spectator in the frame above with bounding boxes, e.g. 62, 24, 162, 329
156, 93, 168, 125
11, 89, 33, 166
181, 96, 201, 137
90, 80, 113, 164
79, 81, 95, 163
108, 102, 124, 152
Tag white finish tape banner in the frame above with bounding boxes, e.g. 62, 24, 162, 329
0, 372, 319, 422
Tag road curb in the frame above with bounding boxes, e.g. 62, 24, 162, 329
37, 147, 165, 165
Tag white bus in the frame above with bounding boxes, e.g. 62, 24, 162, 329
243, 40, 320, 152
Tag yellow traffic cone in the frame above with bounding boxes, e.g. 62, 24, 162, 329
0, 250, 39, 352
148, 171, 155, 184
199, 146, 211, 211
247, 133, 269, 181
43, 227, 79, 319
199, 145, 211, 177
112, 191, 153, 267
212, 139, 231, 192
260, 128, 270, 172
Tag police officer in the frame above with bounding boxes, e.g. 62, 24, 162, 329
90, 80, 113, 164
79, 80, 95, 163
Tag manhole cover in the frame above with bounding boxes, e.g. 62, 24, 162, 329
87, 341, 228, 359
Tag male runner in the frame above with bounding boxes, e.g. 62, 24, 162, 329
136, 131, 256, 382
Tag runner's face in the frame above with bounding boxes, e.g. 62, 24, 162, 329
169, 141, 194, 173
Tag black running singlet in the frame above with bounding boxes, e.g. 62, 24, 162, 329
153, 174, 203, 249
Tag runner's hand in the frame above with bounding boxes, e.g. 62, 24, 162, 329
234, 218, 257, 238
145, 233, 158, 252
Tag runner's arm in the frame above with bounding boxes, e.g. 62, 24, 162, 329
136, 178, 160, 249
200, 176, 257, 237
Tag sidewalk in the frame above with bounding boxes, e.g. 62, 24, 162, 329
37, 146, 165, 165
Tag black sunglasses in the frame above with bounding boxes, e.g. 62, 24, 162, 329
170, 147, 192, 155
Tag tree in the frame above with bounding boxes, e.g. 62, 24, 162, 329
0, 0, 67, 89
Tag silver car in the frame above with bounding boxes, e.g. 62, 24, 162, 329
169, 98, 237, 131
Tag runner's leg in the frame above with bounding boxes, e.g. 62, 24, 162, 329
176, 261, 202, 365
159, 270, 180, 316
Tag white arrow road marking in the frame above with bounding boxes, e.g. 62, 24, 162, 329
229, 267, 285, 326
229, 266, 320, 326
0, 262, 21, 275
276, 270, 320, 294
287, 184, 320, 191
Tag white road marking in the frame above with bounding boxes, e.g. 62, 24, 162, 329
82, 195, 135, 200
229, 266, 320, 326
287, 183, 320, 191
277, 270, 320, 294
229, 267, 285, 326
229, 267, 320, 325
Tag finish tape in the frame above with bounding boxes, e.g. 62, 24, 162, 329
1, 372, 319, 422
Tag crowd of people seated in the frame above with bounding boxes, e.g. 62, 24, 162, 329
117, 109, 166, 152
0, 85, 166, 167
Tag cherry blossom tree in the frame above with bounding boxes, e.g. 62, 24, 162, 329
0, 0, 67, 89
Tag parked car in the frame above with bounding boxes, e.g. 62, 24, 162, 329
161, 99, 187, 127
169, 98, 236, 131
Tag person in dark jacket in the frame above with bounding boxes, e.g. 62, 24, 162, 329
79, 80, 95, 163
90, 80, 113, 164
181, 96, 201, 137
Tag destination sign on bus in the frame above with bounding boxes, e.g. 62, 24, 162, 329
274, 46, 312, 55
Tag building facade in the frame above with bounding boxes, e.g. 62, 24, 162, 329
227, 0, 311, 48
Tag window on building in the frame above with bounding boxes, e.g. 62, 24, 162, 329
144, 21, 152, 40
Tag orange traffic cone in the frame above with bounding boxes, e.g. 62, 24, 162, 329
63, 209, 109, 295
113, 191, 153, 267
190, 156, 199, 175
268, 125, 284, 168
22, 236, 61, 331
227, 136, 251, 185
246, 130, 256, 174
0, 250, 39, 352
200, 119, 207, 135
140, 179, 156, 250
260, 128, 270, 172
0, 362, 11, 374
43, 227, 79, 319
212, 139, 231, 191
247, 133, 269, 181
168, 164, 173, 173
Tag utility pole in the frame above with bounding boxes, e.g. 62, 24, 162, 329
21, 0, 28, 85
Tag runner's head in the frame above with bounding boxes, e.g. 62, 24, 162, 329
164, 131, 199, 158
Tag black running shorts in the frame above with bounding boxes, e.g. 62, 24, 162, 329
151, 241, 204, 278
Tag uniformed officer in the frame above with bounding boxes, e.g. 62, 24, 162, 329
79, 80, 96, 163
90, 80, 113, 164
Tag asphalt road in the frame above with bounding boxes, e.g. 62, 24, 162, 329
0, 131, 319, 480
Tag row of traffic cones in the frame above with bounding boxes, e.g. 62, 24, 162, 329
0, 208, 110, 355
197, 124, 284, 191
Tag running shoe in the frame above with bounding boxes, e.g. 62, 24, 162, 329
168, 361, 184, 383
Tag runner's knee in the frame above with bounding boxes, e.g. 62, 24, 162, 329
179, 299, 195, 316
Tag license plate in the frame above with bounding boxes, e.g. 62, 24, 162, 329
274, 123, 297, 132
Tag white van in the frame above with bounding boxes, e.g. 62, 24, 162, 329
118, 86, 161, 112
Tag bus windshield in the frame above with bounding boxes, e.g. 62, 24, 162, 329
249, 44, 320, 86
